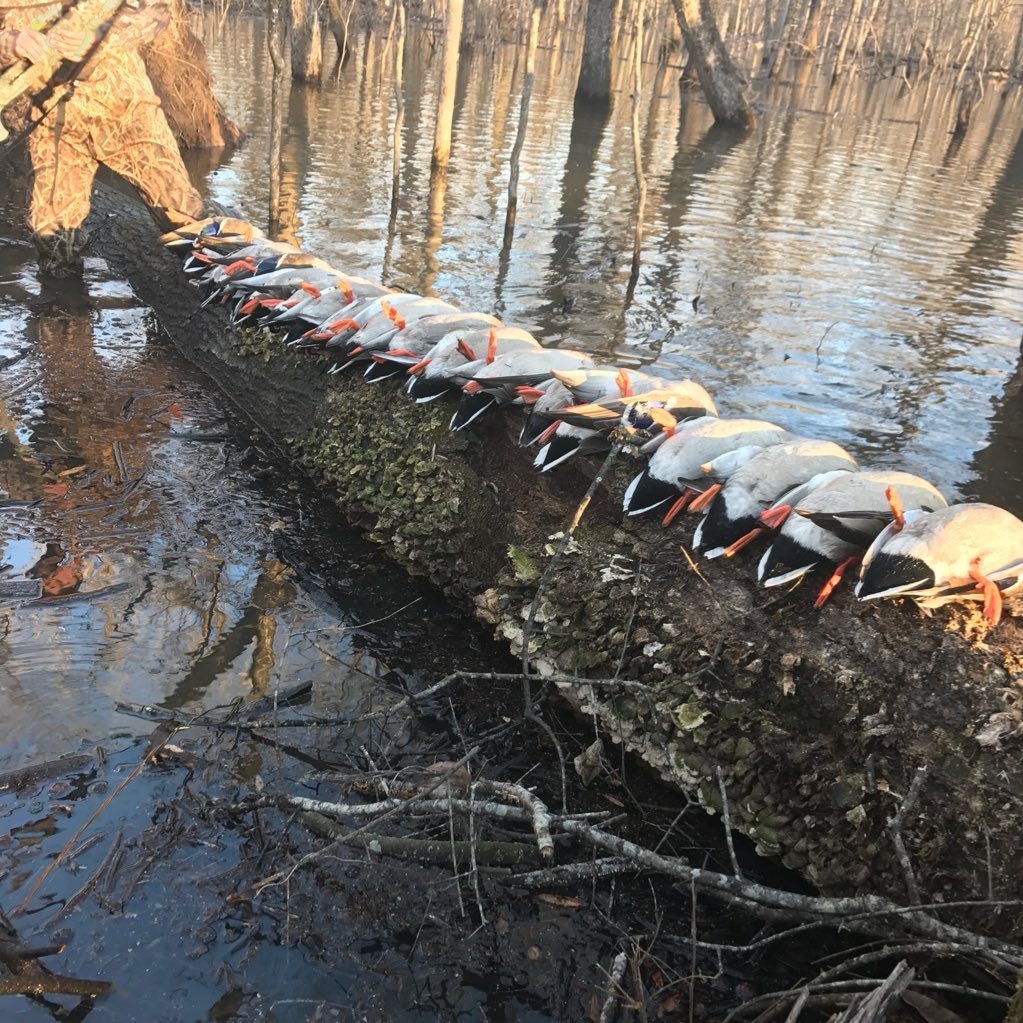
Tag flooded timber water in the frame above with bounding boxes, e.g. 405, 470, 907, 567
1, 12, 1022, 1022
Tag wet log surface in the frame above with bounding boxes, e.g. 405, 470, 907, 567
89, 187, 1023, 927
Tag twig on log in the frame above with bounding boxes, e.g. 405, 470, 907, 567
885, 765, 928, 906
556, 820, 1023, 964
716, 766, 743, 880
511, 857, 637, 888
812, 941, 1009, 986
295, 811, 532, 868
849, 968, 919, 1022
598, 949, 629, 1023
782, 988, 809, 1022
250, 746, 481, 892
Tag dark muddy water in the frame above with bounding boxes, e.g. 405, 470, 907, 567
194, 16, 1023, 516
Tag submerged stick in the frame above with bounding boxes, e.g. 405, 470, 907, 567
0, 975, 110, 998
12, 722, 179, 917
0, 753, 92, 792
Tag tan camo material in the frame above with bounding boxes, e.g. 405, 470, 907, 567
1, 0, 202, 265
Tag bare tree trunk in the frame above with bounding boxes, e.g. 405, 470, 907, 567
795, 0, 823, 53
575, 0, 616, 106
268, 0, 287, 236
390, 0, 407, 221
762, 0, 793, 75
1011, 9, 1023, 78
670, 0, 755, 128
830, 0, 864, 80
290, 0, 323, 82
433, 0, 465, 168
326, 0, 356, 76
142, 0, 242, 148
625, 0, 648, 307
503, 0, 543, 250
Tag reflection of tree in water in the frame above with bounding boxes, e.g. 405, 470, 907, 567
0, 281, 311, 742
538, 97, 612, 325
161, 560, 297, 708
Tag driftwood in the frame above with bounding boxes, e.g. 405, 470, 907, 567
86, 185, 1023, 931
0, 908, 110, 1002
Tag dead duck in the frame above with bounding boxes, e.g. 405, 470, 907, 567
307, 292, 427, 350
530, 372, 718, 471
694, 439, 858, 559
757, 469, 948, 604
160, 217, 263, 253
623, 417, 793, 522
450, 348, 596, 431
265, 276, 394, 341
855, 503, 1023, 626
326, 297, 462, 371
362, 313, 503, 383
405, 327, 541, 402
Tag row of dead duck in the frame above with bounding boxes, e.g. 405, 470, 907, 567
161, 217, 1023, 628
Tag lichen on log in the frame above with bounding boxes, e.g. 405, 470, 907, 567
88, 186, 1023, 931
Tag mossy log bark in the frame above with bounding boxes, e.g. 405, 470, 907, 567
88, 186, 1023, 931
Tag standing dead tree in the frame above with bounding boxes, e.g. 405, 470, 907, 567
268, 0, 288, 236
671, 0, 755, 128
290, 0, 323, 81
390, 0, 407, 221
503, 0, 543, 250
433, 0, 465, 169
625, 0, 648, 305
575, 0, 616, 106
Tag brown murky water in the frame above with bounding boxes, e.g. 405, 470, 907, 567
2, 14, 1022, 1021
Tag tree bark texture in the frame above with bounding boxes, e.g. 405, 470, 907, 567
290, 0, 323, 82
432, 0, 465, 169
670, 0, 755, 128
575, 0, 615, 105
142, 0, 243, 148
88, 185, 1023, 931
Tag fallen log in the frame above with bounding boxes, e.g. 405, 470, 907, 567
86, 186, 1023, 926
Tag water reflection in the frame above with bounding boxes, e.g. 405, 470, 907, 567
195, 16, 1023, 512
0, 238, 460, 771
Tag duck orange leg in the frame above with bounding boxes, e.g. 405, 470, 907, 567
662, 490, 694, 526
814, 555, 860, 609
969, 558, 1003, 627
759, 504, 792, 529
723, 526, 765, 558
688, 483, 721, 514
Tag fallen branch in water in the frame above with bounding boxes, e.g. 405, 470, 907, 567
12, 721, 180, 917
0, 907, 110, 1003
0, 975, 110, 998
42, 830, 124, 929
0, 753, 93, 792
296, 810, 537, 868
230, 767, 1023, 990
